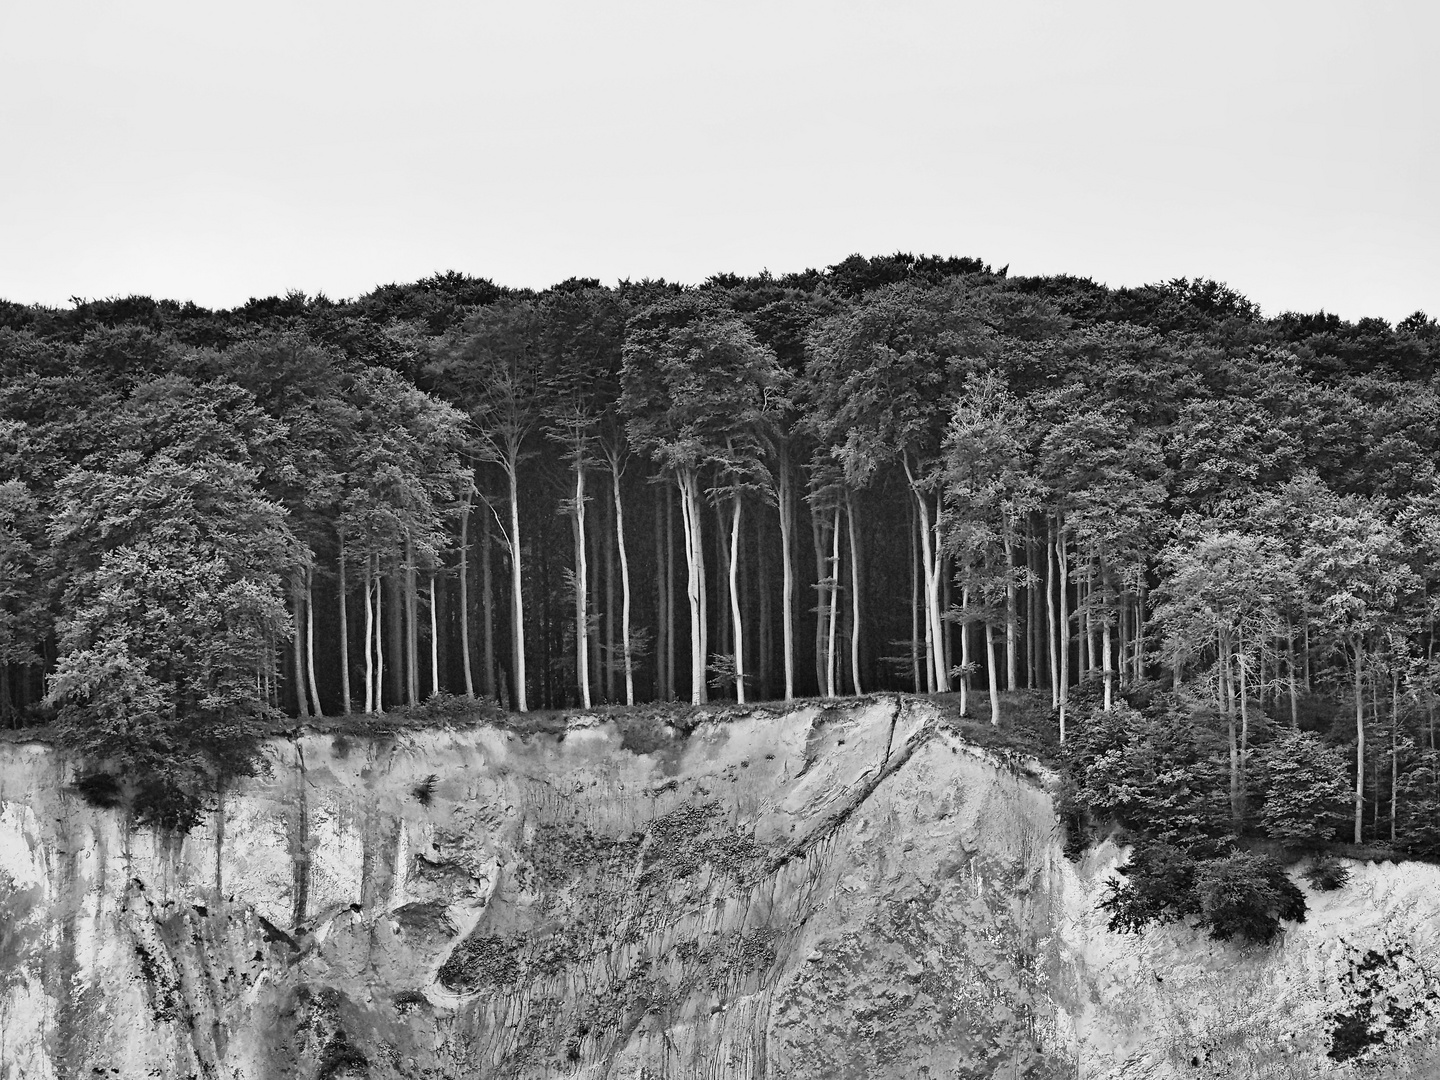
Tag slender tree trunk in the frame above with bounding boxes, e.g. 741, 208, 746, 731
507, 460, 528, 712
377, 562, 388, 711
1354, 641, 1365, 844
459, 485, 475, 699
905, 459, 949, 693
665, 484, 676, 700
363, 556, 374, 713
911, 495, 924, 693
1004, 523, 1018, 692
1027, 518, 1039, 689
574, 463, 591, 709
1223, 631, 1240, 828
730, 492, 746, 704
1057, 520, 1070, 740
1239, 628, 1250, 810
1391, 670, 1399, 845
846, 490, 863, 697
777, 455, 796, 701
654, 487, 668, 701
305, 568, 323, 717
429, 574, 440, 697
292, 572, 310, 718
607, 454, 634, 706
1047, 521, 1059, 708
959, 583, 971, 717
985, 620, 1000, 725
826, 503, 841, 698
587, 485, 603, 701
756, 511, 772, 699
1134, 584, 1147, 682
679, 471, 707, 704
338, 532, 351, 715
812, 503, 827, 691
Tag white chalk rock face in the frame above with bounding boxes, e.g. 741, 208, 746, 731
0, 697, 1436, 1079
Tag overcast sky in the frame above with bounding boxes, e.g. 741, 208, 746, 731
1, 1, 1435, 321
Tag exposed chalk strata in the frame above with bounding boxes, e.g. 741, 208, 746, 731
0, 697, 1436, 1078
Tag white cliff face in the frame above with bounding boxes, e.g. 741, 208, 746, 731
0, 697, 1436, 1079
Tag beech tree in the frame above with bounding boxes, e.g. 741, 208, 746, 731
428, 301, 547, 711
621, 297, 783, 704
1302, 501, 1420, 843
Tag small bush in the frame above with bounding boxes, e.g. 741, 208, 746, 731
72, 771, 123, 809
1098, 843, 1200, 933
411, 774, 439, 806
1194, 851, 1307, 944
1302, 856, 1351, 891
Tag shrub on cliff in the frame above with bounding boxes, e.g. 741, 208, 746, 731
1101, 845, 1306, 945
1194, 851, 1307, 944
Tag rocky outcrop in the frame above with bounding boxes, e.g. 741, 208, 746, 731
0, 696, 1436, 1078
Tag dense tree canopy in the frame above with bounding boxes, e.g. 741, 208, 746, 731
2, 254, 1438, 872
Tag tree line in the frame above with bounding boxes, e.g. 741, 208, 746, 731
2, 254, 1439, 843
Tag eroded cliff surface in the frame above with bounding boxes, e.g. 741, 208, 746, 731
0, 697, 1436, 1079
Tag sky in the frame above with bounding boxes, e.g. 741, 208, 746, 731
1, 1, 1435, 322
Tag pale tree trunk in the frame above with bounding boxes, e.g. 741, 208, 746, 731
1353, 642, 1365, 844
910, 497, 923, 693
904, 458, 949, 693
729, 493, 746, 704
305, 568, 323, 717
292, 572, 310, 718
678, 471, 708, 704
429, 574, 439, 697
607, 452, 635, 706
507, 458, 528, 712
777, 456, 796, 701
1047, 522, 1059, 709
574, 463, 591, 709
1027, 520, 1040, 690
338, 530, 351, 715
959, 584, 971, 717
846, 491, 863, 697
664, 485, 676, 700
1004, 523, 1018, 691
459, 485, 475, 699
1057, 520, 1070, 741
1238, 628, 1249, 810
363, 556, 375, 713
985, 620, 1001, 725
1134, 582, 1148, 682
826, 503, 841, 698
1391, 670, 1399, 845
1223, 630, 1240, 828
375, 562, 385, 712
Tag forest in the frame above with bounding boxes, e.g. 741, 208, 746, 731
2, 254, 1439, 899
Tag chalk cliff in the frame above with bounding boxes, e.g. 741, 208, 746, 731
0, 696, 1436, 1078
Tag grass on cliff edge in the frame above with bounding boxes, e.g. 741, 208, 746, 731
278, 687, 1066, 769
1, 687, 1066, 772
